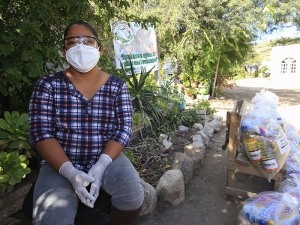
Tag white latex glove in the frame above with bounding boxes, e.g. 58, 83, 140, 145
88, 154, 112, 206
59, 161, 95, 208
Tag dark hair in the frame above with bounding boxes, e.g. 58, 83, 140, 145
63, 20, 99, 41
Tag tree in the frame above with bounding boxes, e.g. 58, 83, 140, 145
0, 0, 155, 115
130, 0, 256, 91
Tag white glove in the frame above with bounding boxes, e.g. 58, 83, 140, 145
59, 161, 95, 208
88, 154, 112, 206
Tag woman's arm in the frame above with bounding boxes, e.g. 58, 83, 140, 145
34, 139, 69, 170
29, 77, 69, 170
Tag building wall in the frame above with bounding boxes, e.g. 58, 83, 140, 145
270, 44, 300, 86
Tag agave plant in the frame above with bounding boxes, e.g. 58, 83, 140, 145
0, 111, 35, 158
121, 60, 170, 127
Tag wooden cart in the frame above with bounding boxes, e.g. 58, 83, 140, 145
222, 100, 286, 199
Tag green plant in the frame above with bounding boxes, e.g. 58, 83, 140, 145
124, 150, 140, 165
122, 60, 169, 127
185, 88, 197, 95
0, 151, 31, 192
133, 112, 143, 125
0, 111, 35, 158
183, 80, 191, 87
176, 109, 200, 127
197, 85, 210, 95
189, 100, 217, 115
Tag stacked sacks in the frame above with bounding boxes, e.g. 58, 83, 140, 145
241, 90, 290, 182
238, 89, 300, 224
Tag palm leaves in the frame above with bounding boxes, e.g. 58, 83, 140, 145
121, 60, 170, 127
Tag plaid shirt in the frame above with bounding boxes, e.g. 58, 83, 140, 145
29, 71, 132, 172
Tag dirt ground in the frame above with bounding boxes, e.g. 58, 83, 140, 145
137, 78, 300, 225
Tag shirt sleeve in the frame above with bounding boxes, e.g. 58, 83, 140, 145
28, 77, 56, 145
110, 82, 133, 146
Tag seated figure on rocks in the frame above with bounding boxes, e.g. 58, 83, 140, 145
28, 20, 144, 225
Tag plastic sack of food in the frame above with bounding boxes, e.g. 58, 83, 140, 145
276, 173, 300, 210
253, 101, 284, 122
285, 143, 300, 174
285, 124, 300, 146
241, 107, 273, 134
251, 89, 279, 110
242, 131, 290, 181
237, 191, 300, 225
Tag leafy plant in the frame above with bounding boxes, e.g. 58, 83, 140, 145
0, 151, 31, 193
133, 112, 143, 125
124, 150, 141, 165
0, 111, 35, 158
185, 88, 197, 95
189, 100, 217, 115
122, 60, 169, 127
183, 80, 191, 88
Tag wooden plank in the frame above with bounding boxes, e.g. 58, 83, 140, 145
227, 169, 235, 188
228, 111, 240, 159
226, 187, 257, 199
222, 111, 231, 150
227, 158, 284, 181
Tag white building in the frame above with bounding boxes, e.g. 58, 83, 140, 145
270, 44, 300, 87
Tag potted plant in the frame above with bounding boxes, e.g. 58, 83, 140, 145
185, 88, 197, 98
190, 72, 201, 88
183, 80, 191, 88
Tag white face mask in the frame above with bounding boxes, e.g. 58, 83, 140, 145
66, 44, 100, 73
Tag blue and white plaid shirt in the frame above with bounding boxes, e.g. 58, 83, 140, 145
29, 71, 132, 172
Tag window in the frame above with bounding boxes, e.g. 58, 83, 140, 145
281, 58, 296, 74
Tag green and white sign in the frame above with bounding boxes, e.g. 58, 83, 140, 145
111, 21, 158, 74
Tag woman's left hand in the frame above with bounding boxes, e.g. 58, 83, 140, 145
88, 154, 112, 206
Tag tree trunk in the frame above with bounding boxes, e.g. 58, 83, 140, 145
212, 54, 221, 98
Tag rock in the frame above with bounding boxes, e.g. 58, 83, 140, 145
192, 123, 204, 130
184, 142, 204, 167
172, 152, 194, 184
197, 130, 210, 147
159, 134, 168, 144
0, 181, 32, 222
192, 134, 205, 150
160, 139, 173, 153
156, 169, 185, 206
203, 122, 214, 138
178, 125, 189, 132
140, 179, 157, 216
210, 119, 222, 132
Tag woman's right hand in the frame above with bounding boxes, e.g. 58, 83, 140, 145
59, 162, 96, 208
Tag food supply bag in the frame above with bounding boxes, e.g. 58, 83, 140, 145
242, 121, 290, 182
251, 89, 279, 110
237, 191, 300, 225
276, 172, 300, 211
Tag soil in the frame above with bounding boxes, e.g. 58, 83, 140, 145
137, 77, 300, 225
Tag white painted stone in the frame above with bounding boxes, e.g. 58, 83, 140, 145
192, 134, 205, 149
197, 130, 210, 147
159, 134, 168, 144
193, 123, 204, 130
178, 125, 189, 132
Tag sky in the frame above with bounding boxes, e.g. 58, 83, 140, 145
257, 25, 300, 43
